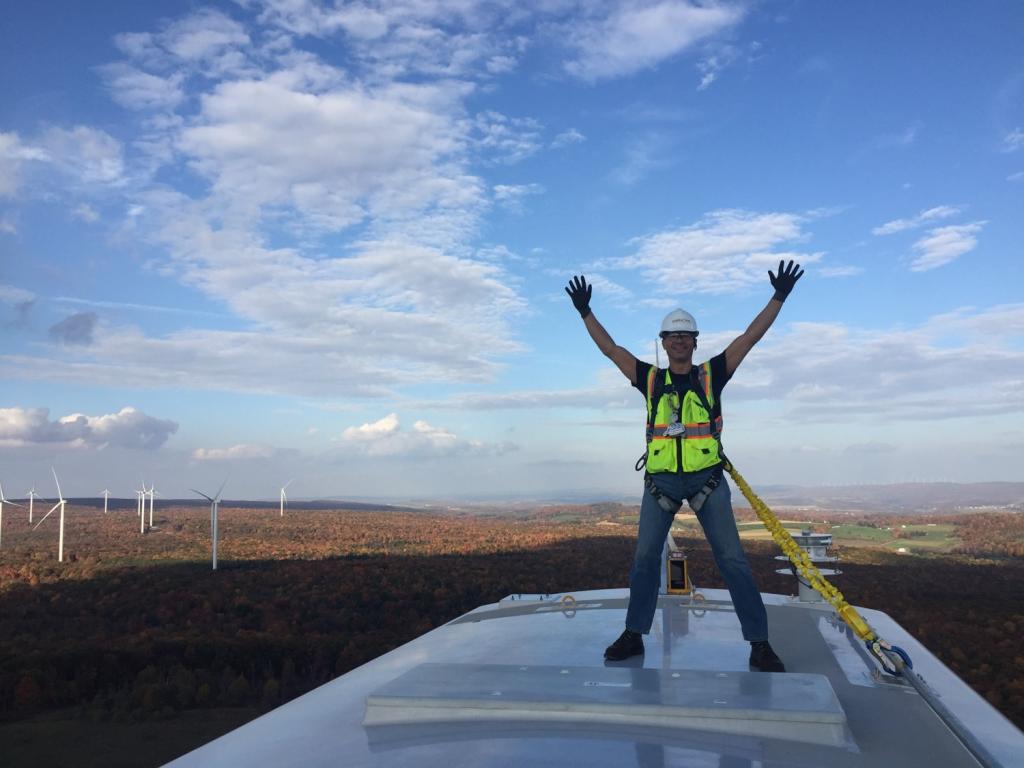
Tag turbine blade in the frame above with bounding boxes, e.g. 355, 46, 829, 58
52, 467, 64, 501
33, 503, 60, 530
214, 476, 228, 502
190, 489, 214, 503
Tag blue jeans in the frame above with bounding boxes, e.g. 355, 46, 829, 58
624, 467, 768, 642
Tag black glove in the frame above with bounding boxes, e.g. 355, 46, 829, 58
565, 275, 592, 319
769, 260, 804, 302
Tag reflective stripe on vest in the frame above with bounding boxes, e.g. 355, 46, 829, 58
644, 363, 723, 472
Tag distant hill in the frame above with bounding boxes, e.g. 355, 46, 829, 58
58, 498, 413, 513
47, 482, 1024, 516
403, 482, 1024, 516
752, 481, 1024, 514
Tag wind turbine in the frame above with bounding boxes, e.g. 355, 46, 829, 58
0, 481, 26, 549
146, 483, 158, 528
191, 479, 227, 571
33, 468, 67, 562
26, 485, 40, 524
280, 480, 293, 517
102, 489, 110, 515
136, 482, 147, 533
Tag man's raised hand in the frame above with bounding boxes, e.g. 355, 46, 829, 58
769, 260, 804, 302
565, 275, 593, 319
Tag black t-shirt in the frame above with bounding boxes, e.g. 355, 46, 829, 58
633, 352, 731, 424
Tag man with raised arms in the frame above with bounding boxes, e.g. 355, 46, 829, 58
564, 261, 803, 671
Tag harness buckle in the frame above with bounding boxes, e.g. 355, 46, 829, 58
687, 466, 724, 513
644, 473, 682, 513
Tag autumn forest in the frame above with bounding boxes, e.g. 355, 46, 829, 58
0, 502, 1022, 766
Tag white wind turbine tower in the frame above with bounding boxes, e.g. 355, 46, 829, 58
26, 485, 40, 524
136, 481, 148, 533
32, 468, 68, 562
102, 489, 110, 515
146, 483, 157, 528
191, 479, 227, 571
280, 480, 293, 517
0, 481, 26, 550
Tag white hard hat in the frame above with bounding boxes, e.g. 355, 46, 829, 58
660, 309, 699, 336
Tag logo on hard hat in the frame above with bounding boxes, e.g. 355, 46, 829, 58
660, 309, 699, 337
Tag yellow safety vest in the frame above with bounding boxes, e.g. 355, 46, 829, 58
644, 362, 723, 473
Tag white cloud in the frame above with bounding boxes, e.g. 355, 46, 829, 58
1007, 171, 1024, 182
111, 8, 254, 81
563, 1, 745, 81
0, 284, 35, 305
161, 9, 251, 64
473, 111, 543, 164
245, 0, 380, 38
1, 219, 527, 397
246, 1, 520, 80
695, 44, 740, 91
579, 273, 635, 307
909, 221, 985, 272
551, 128, 585, 148
1, 10, 559, 406
178, 75, 475, 236
608, 209, 823, 294
342, 412, 400, 441
39, 126, 126, 186
1002, 127, 1024, 152
0, 406, 178, 450
47, 41, 529, 399
0, 133, 25, 197
0, 131, 49, 197
486, 54, 517, 74
193, 443, 275, 461
338, 412, 513, 457
494, 183, 544, 212
872, 205, 961, 235
334, 6, 390, 39
416, 304, 1024, 429
431, 385, 635, 411
736, 307, 1024, 423
0, 126, 125, 206
72, 203, 100, 223
99, 63, 186, 111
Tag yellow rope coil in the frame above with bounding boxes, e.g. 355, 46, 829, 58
725, 460, 876, 642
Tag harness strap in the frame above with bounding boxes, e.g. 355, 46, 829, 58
689, 365, 721, 441
686, 465, 723, 513
643, 473, 682, 513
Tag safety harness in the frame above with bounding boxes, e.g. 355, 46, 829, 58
638, 365, 724, 514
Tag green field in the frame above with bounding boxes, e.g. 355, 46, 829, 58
614, 511, 962, 556
734, 521, 959, 553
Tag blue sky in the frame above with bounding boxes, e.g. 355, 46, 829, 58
2, 0, 1023, 500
